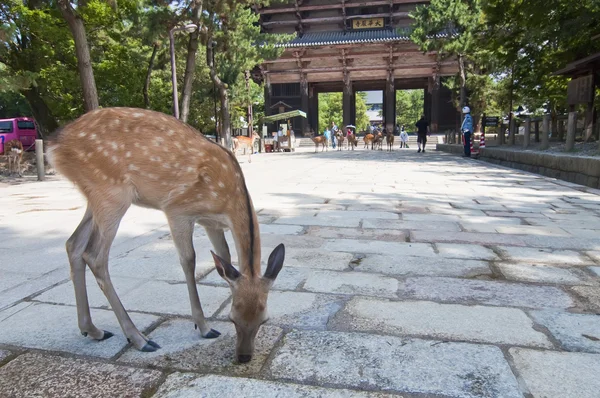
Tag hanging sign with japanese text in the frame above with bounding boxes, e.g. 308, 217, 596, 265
352, 18, 384, 29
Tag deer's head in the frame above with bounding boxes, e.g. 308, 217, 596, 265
211, 244, 285, 363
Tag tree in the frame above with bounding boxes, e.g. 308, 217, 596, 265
396, 89, 424, 130
410, 0, 483, 111
318, 92, 369, 133
56, 0, 99, 112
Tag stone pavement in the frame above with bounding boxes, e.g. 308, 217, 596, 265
1, 145, 600, 397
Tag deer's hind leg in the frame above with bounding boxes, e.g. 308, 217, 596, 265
166, 216, 221, 339
84, 196, 160, 352
66, 205, 111, 341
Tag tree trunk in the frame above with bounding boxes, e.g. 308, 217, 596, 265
458, 54, 467, 110
180, 0, 203, 123
143, 43, 159, 109
245, 70, 253, 136
57, 0, 99, 112
206, 38, 232, 149
21, 86, 59, 137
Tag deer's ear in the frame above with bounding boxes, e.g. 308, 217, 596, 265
211, 251, 240, 284
264, 244, 285, 281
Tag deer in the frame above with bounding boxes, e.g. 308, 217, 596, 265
46, 107, 285, 364
373, 131, 384, 150
311, 135, 327, 152
233, 131, 260, 163
386, 129, 394, 151
5, 139, 24, 176
346, 132, 357, 150
363, 133, 374, 149
335, 130, 345, 151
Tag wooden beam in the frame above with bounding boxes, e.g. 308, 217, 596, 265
262, 12, 410, 26
258, 0, 428, 15
265, 49, 433, 63
268, 62, 454, 74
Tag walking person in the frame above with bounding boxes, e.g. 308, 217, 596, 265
324, 127, 332, 148
461, 106, 473, 157
399, 126, 408, 148
331, 121, 339, 149
415, 115, 430, 153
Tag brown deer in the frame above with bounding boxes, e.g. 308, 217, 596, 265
363, 133, 374, 149
233, 132, 260, 163
386, 129, 394, 151
346, 133, 357, 150
5, 139, 24, 176
47, 107, 285, 363
373, 131, 384, 150
311, 135, 327, 152
335, 130, 345, 151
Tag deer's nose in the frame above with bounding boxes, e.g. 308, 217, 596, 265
238, 354, 252, 363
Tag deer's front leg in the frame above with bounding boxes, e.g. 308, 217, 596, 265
168, 215, 221, 339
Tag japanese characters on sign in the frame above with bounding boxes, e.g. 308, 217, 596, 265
483, 116, 500, 127
352, 18, 384, 29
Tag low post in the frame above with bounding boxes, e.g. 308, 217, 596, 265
534, 120, 540, 142
541, 114, 550, 150
499, 123, 505, 145
566, 111, 577, 151
35, 139, 45, 181
523, 117, 531, 148
509, 117, 516, 145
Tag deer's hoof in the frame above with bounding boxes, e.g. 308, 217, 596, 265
141, 341, 160, 352
99, 330, 114, 341
202, 328, 221, 339
81, 331, 88, 337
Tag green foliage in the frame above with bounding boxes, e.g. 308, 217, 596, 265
318, 92, 369, 133
396, 90, 424, 129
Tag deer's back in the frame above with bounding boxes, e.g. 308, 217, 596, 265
49, 108, 241, 213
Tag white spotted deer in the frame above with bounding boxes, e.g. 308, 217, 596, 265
233, 131, 260, 163
311, 135, 327, 152
47, 107, 285, 363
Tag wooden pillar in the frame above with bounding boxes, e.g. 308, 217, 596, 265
541, 114, 550, 150
300, 74, 309, 135
350, 90, 356, 128
523, 117, 531, 148
384, 75, 395, 132
429, 77, 440, 134
308, 85, 318, 134
499, 123, 505, 145
343, 80, 353, 130
566, 111, 577, 151
509, 116, 516, 145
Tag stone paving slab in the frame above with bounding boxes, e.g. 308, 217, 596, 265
153, 374, 395, 398
497, 262, 593, 285
0, 302, 159, 358
283, 248, 354, 270
269, 330, 523, 398
306, 226, 407, 241
0, 268, 68, 310
0, 353, 162, 398
361, 218, 462, 231
34, 275, 147, 308
118, 319, 282, 376
510, 348, 600, 398
399, 277, 574, 309
302, 270, 399, 298
274, 215, 360, 228
435, 243, 498, 260
498, 246, 588, 265
120, 281, 230, 317
324, 239, 436, 257
356, 255, 491, 277
332, 297, 551, 347
530, 310, 600, 353
0, 350, 11, 363
571, 286, 600, 312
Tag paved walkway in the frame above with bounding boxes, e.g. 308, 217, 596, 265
1, 146, 600, 397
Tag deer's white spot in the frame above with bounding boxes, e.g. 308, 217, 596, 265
174, 142, 183, 149
150, 156, 161, 162
111, 156, 118, 164
221, 164, 228, 170
197, 194, 203, 199
133, 112, 144, 118
90, 133, 97, 140
174, 162, 180, 168
148, 173, 158, 180
235, 172, 241, 178
156, 137, 164, 143
102, 175, 107, 180
167, 130, 174, 136
128, 164, 140, 171
162, 163, 170, 169
78, 131, 87, 137
187, 167, 195, 173
134, 142, 140, 148
125, 152, 131, 158
218, 181, 225, 188
102, 150, 109, 157
86, 152, 93, 158
211, 191, 218, 198
110, 142, 118, 150
212, 157, 219, 162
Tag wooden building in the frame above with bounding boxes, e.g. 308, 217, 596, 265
255, 0, 460, 135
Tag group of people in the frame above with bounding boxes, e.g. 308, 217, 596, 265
316, 108, 474, 156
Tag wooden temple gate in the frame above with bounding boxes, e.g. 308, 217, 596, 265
255, 0, 460, 135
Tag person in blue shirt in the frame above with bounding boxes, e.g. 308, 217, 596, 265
324, 128, 331, 147
461, 106, 473, 157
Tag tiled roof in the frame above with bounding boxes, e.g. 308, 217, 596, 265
282, 28, 456, 48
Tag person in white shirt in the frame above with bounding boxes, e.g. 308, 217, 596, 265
399, 126, 409, 148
